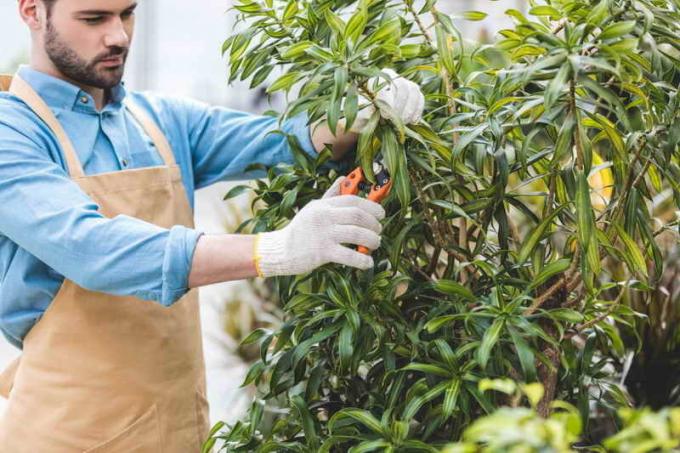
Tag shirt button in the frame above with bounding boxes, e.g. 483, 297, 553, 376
80, 96, 89, 104
121, 159, 129, 167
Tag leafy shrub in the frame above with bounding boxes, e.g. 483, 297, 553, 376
206, 0, 680, 450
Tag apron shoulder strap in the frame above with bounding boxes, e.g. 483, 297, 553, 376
123, 100, 177, 167
8, 75, 85, 178
0, 75, 12, 92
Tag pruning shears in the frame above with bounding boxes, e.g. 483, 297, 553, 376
340, 162, 393, 255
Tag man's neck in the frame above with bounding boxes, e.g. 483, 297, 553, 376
29, 62, 108, 110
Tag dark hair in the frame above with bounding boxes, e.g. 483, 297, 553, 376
42, 0, 57, 17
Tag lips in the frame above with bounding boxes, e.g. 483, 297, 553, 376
98, 53, 126, 66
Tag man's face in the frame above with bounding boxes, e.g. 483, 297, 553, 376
42, 0, 137, 89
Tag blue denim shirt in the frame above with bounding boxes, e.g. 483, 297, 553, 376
0, 66, 317, 348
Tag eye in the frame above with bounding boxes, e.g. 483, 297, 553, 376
121, 11, 135, 20
82, 16, 104, 25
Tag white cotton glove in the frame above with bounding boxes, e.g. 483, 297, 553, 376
349, 68, 426, 134
254, 177, 386, 277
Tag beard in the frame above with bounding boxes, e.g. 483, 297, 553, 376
44, 20, 128, 89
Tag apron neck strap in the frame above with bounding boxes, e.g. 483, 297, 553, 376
9, 75, 86, 178
8, 74, 177, 178
0, 75, 12, 91
123, 100, 176, 166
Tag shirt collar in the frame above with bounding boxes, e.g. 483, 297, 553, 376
16, 65, 127, 113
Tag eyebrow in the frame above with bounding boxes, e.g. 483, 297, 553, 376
75, 3, 138, 16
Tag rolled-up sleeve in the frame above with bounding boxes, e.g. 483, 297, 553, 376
0, 121, 200, 307
176, 97, 319, 189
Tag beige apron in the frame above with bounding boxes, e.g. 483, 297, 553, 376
0, 74, 209, 452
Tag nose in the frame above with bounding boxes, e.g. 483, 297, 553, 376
103, 18, 130, 49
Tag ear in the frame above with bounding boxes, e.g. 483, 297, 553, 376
18, 0, 46, 31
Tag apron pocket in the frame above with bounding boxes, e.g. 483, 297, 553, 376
84, 404, 161, 453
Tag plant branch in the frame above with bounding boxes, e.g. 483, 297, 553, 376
523, 249, 581, 316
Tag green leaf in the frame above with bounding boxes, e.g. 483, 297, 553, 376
434, 279, 475, 301
366, 17, 401, 46
391, 420, 409, 444
338, 322, 354, 370
587, 0, 609, 25
476, 318, 504, 369
399, 43, 424, 59
544, 63, 570, 111
453, 124, 488, 156
281, 40, 314, 59
242, 361, 266, 386
575, 172, 595, 251
434, 339, 457, 369
223, 184, 252, 200
401, 363, 451, 378
291, 395, 318, 448
424, 314, 469, 333
282, 0, 299, 22
529, 5, 560, 18
613, 223, 648, 278
547, 308, 585, 323
570, 55, 620, 78
324, 9, 346, 37
328, 66, 348, 135
267, 71, 301, 93
517, 206, 566, 264
345, 6, 368, 44
201, 437, 217, 453
241, 328, 270, 346
508, 325, 537, 381
349, 440, 391, 453
403, 380, 449, 420
442, 379, 462, 417
380, 127, 410, 208
599, 21, 636, 40
523, 383, 545, 408
358, 111, 381, 180
529, 258, 571, 290
250, 64, 275, 88
435, 24, 456, 75
462, 11, 488, 21
291, 325, 341, 369
329, 409, 384, 435
553, 112, 575, 162
479, 378, 517, 394
345, 83, 359, 133
280, 188, 298, 214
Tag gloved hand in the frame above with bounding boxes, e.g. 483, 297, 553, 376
254, 177, 385, 277
349, 68, 425, 134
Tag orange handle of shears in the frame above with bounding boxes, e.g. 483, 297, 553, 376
338, 167, 392, 255
340, 167, 364, 196
357, 179, 392, 254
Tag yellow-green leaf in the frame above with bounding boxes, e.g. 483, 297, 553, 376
267, 71, 301, 93
613, 223, 648, 278
529, 5, 560, 18
463, 11, 488, 21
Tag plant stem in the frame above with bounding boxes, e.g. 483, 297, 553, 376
523, 248, 581, 316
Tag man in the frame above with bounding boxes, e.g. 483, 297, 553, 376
0, 0, 425, 451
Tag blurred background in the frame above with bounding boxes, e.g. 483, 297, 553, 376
0, 0, 523, 426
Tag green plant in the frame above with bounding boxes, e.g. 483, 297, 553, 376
442, 382, 680, 452
603, 406, 680, 452
442, 381, 583, 453
207, 0, 679, 450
